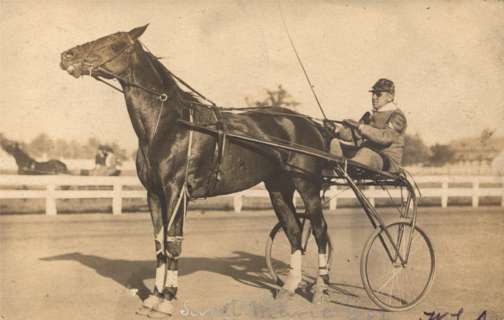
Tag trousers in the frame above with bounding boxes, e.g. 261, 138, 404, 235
329, 139, 384, 171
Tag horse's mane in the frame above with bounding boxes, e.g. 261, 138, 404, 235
4, 142, 34, 164
141, 47, 326, 138
143, 50, 202, 105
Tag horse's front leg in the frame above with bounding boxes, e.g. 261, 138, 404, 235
137, 191, 167, 315
149, 181, 187, 317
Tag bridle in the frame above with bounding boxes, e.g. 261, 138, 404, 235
82, 34, 177, 148
81, 34, 196, 232
86, 35, 169, 103
80, 34, 196, 205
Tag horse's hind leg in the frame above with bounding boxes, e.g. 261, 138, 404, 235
265, 176, 303, 295
293, 177, 330, 303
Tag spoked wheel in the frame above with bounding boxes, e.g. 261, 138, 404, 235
360, 221, 435, 311
265, 220, 335, 286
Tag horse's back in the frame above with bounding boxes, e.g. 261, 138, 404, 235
203, 107, 325, 195
229, 107, 326, 174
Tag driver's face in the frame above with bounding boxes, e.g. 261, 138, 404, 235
371, 91, 393, 110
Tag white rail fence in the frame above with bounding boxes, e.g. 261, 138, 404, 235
0, 175, 503, 215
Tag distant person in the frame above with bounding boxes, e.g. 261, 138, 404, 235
92, 145, 120, 176
328, 78, 407, 172
95, 146, 107, 167
104, 149, 121, 176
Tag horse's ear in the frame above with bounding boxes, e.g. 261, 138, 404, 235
128, 24, 149, 39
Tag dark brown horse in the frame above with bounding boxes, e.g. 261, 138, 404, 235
0, 139, 68, 175
60, 25, 330, 316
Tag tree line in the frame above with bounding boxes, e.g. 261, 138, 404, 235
247, 85, 457, 167
17, 133, 129, 162
5, 86, 469, 167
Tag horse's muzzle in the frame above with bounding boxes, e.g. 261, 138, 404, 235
60, 61, 82, 79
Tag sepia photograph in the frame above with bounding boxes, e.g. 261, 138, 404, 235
1, 1, 503, 319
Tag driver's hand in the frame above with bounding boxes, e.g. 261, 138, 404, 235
323, 119, 336, 132
342, 119, 360, 129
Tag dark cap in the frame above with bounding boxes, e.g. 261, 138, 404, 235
369, 78, 395, 95
98, 144, 113, 152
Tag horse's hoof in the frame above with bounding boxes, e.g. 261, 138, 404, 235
312, 287, 330, 304
136, 307, 151, 316
143, 294, 162, 309
275, 288, 296, 300
136, 294, 162, 316
147, 310, 172, 319
149, 299, 174, 317
312, 291, 330, 304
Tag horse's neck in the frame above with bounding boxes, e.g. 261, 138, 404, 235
12, 149, 34, 168
121, 50, 184, 146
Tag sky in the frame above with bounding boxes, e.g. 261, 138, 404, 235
1, 0, 503, 152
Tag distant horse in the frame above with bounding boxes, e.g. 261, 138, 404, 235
0, 140, 68, 175
60, 25, 330, 316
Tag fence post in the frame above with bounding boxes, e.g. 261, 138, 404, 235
329, 192, 338, 211
368, 186, 375, 207
441, 177, 448, 208
501, 177, 504, 207
112, 182, 122, 215
472, 177, 480, 208
325, 186, 338, 211
46, 183, 57, 216
233, 193, 243, 213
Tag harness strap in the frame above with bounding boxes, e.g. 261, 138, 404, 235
166, 109, 194, 241
93, 68, 169, 101
213, 105, 227, 167
206, 106, 228, 195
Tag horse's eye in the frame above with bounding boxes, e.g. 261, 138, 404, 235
110, 43, 126, 52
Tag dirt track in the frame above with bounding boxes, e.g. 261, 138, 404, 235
1, 207, 503, 320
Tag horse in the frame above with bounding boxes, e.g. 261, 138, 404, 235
0, 139, 68, 175
60, 25, 331, 316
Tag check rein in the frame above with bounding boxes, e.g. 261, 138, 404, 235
86, 37, 341, 236
87, 37, 197, 237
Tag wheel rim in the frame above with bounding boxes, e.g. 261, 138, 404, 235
361, 222, 435, 311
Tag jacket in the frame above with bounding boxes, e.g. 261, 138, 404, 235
358, 107, 407, 172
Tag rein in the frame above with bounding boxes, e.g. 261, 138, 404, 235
92, 67, 169, 102
86, 37, 341, 129
88, 39, 172, 146
86, 36, 169, 102
87, 38, 196, 236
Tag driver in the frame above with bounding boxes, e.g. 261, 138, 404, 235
328, 78, 407, 172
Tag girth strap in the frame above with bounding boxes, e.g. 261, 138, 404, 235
206, 105, 228, 195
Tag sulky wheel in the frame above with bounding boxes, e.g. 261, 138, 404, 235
265, 220, 335, 287
360, 221, 435, 311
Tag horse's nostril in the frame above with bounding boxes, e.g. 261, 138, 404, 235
63, 51, 74, 60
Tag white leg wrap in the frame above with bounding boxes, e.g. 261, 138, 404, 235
318, 253, 329, 276
282, 249, 302, 292
166, 270, 178, 288
155, 230, 164, 246
290, 250, 302, 276
155, 264, 166, 292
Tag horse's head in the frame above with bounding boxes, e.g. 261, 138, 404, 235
60, 24, 149, 79
1, 140, 19, 155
